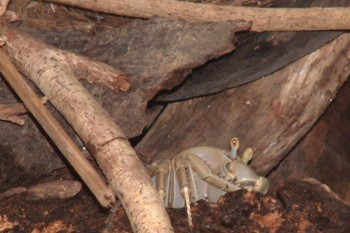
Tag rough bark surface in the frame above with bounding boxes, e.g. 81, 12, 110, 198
136, 34, 350, 175
46, 0, 350, 31
20, 17, 250, 138
1, 26, 174, 233
156, 0, 349, 101
268, 78, 350, 203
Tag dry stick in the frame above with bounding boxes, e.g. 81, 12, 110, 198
46, 0, 350, 31
66, 52, 130, 92
0, 48, 116, 208
1, 26, 173, 233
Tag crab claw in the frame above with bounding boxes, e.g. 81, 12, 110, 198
254, 176, 269, 194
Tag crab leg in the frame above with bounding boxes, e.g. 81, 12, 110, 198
183, 153, 242, 192
174, 157, 193, 228
150, 160, 171, 202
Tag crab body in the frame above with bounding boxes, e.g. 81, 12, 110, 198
149, 138, 269, 210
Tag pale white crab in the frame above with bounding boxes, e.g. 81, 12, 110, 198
149, 137, 269, 226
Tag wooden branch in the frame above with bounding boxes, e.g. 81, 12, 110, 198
0, 46, 116, 208
66, 52, 130, 92
0, 180, 82, 201
25, 180, 82, 201
1, 26, 174, 233
0, 187, 27, 201
1, 26, 130, 92
46, 0, 350, 31
0, 103, 27, 125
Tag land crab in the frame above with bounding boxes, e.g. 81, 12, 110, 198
148, 137, 269, 227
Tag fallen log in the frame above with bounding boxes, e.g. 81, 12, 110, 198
46, 0, 350, 31
0, 26, 173, 233
268, 78, 350, 203
136, 34, 350, 175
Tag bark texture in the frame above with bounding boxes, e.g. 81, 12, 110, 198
268, 78, 350, 203
136, 34, 350, 175
21, 17, 249, 138
46, 0, 350, 31
1, 26, 173, 233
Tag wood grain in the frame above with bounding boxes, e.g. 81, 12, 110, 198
136, 34, 350, 175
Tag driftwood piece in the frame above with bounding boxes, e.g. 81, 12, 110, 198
0, 187, 27, 201
0, 180, 82, 201
22, 18, 250, 138
107, 178, 350, 232
65, 52, 130, 92
1, 26, 173, 233
136, 34, 350, 174
46, 0, 350, 31
1, 28, 130, 92
0, 177, 109, 232
0, 102, 26, 125
268, 78, 350, 203
25, 180, 82, 201
0, 47, 115, 208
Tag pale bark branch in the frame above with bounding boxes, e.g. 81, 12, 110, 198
2, 24, 130, 92
1, 26, 174, 233
66, 52, 130, 92
46, 0, 350, 31
0, 44, 116, 208
0, 180, 82, 201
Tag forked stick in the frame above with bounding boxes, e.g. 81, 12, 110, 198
0, 48, 116, 208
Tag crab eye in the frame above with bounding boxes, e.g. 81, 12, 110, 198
230, 137, 240, 149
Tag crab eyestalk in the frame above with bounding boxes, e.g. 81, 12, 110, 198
230, 137, 240, 159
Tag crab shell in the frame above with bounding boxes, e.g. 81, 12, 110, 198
151, 145, 269, 209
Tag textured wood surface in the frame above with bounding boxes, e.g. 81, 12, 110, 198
20, 18, 249, 138
158, 0, 350, 101
268, 78, 350, 203
47, 0, 350, 31
136, 34, 350, 175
